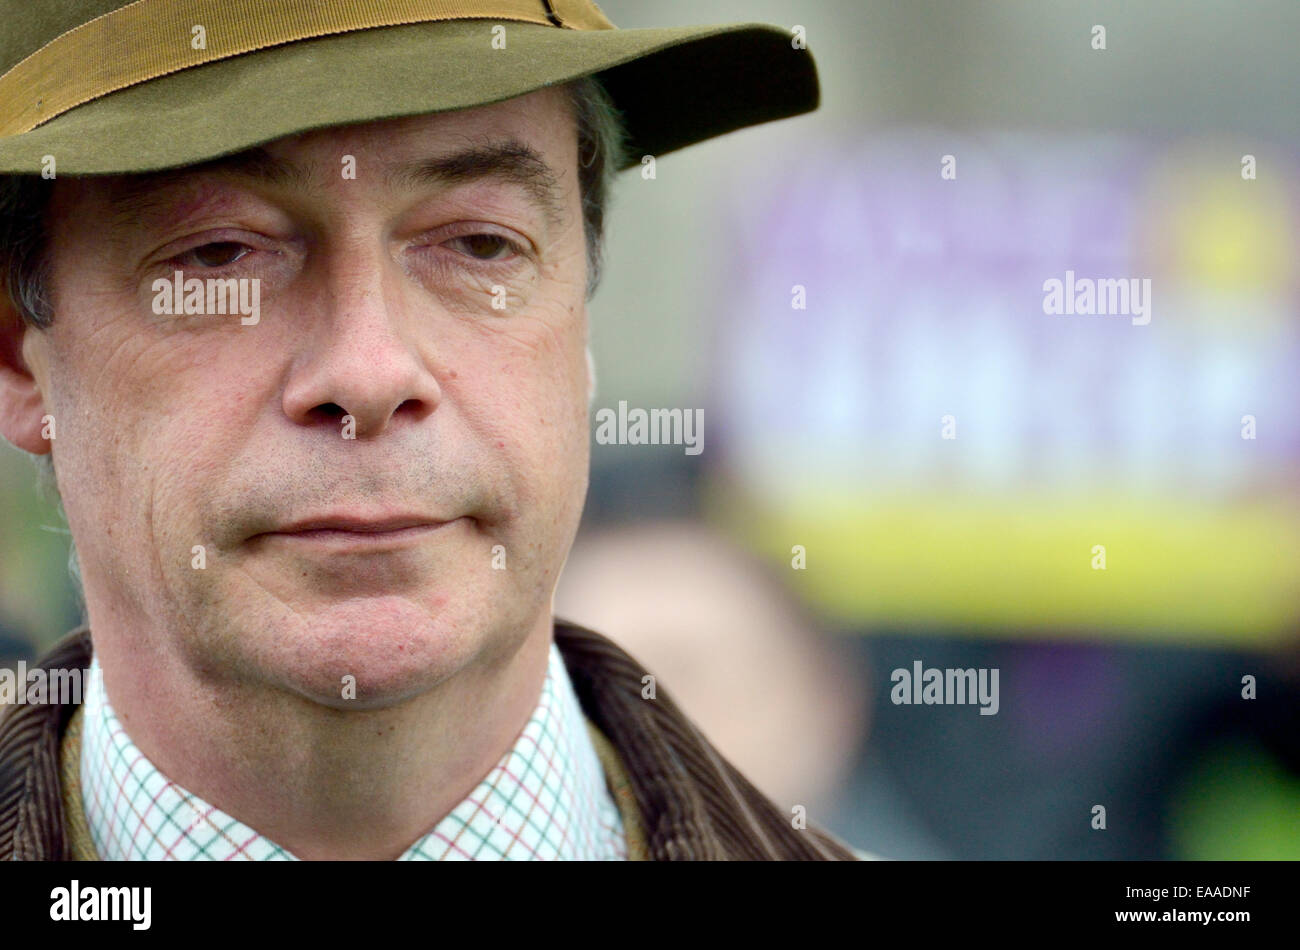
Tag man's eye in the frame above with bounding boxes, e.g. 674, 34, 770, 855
181, 242, 251, 268
445, 233, 518, 261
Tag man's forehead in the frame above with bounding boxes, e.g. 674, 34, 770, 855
91, 91, 577, 228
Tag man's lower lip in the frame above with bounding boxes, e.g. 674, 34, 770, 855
261, 520, 463, 547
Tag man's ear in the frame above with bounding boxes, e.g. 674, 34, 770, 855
585, 345, 597, 407
0, 289, 53, 455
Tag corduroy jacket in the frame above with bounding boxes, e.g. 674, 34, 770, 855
0, 618, 859, 861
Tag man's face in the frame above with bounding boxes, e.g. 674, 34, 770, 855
20, 87, 592, 705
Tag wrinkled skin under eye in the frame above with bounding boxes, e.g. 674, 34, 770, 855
413, 230, 542, 313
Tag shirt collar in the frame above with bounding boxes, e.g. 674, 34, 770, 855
80, 641, 626, 860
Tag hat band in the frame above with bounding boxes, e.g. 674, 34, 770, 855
0, 0, 615, 140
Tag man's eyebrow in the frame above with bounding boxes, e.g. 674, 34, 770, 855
384, 138, 568, 230
105, 139, 568, 232
106, 148, 309, 230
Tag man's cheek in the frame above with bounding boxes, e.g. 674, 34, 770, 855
494, 398, 585, 531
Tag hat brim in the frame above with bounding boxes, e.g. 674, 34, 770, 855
0, 19, 818, 176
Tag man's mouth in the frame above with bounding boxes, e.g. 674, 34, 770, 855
254, 514, 468, 549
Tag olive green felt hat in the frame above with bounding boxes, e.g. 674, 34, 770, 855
0, 0, 819, 176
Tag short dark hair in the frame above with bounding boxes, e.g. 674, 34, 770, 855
0, 73, 628, 330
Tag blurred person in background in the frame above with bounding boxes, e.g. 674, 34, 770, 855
555, 520, 870, 833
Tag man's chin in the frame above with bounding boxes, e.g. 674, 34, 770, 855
257, 594, 474, 710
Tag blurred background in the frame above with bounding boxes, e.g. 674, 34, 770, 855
5, 0, 1299, 858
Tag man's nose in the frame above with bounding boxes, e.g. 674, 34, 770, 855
281, 244, 441, 438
